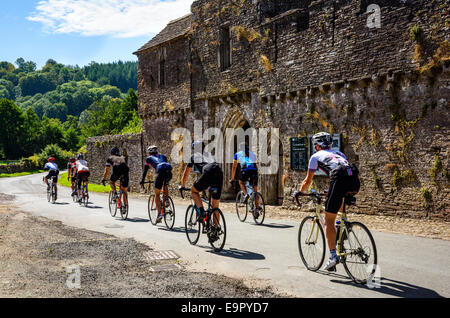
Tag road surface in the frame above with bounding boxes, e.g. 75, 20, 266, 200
0, 173, 448, 298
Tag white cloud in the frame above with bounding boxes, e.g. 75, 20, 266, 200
27, 0, 194, 38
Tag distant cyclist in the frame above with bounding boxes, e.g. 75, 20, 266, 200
180, 141, 223, 226
230, 142, 262, 216
67, 156, 77, 197
140, 145, 173, 223
44, 157, 59, 195
74, 154, 90, 202
297, 132, 360, 271
102, 147, 130, 205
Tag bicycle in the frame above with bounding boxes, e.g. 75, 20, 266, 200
45, 176, 57, 204
77, 179, 89, 207
103, 179, 128, 220
234, 180, 265, 225
142, 181, 176, 230
179, 187, 227, 252
294, 189, 377, 284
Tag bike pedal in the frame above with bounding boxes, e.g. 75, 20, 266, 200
327, 266, 337, 272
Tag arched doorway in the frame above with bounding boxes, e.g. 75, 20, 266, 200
220, 106, 282, 205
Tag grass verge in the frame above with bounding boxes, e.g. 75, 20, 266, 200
0, 170, 44, 178
58, 172, 111, 193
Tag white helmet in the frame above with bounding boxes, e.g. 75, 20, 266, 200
312, 132, 332, 149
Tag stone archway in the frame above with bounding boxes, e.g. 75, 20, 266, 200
219, 105, 282, 205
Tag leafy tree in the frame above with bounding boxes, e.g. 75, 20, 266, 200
0, 99, 24, 159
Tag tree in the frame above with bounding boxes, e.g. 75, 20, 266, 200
0, 99, 24, 159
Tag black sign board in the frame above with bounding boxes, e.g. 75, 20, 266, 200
290, 137, 307, 171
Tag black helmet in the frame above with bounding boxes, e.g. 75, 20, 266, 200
192, 140, 204, 153
312, 132, 332, 149
110, 147, 120, 156
147, 145, 158, 155
77, 153, 84, 160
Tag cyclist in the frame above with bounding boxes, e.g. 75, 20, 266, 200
297, 132, 360, 271
43, 157, 59, 195
102, 147, 130, 206
140, 145, 173, 223
230, 142, 262, 217
67, 156, 77, 197
180, 141, 223, 240
74, 154, 90, 202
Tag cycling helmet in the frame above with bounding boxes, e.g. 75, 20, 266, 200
69, 157, 76, 163
147, 145, 158, 155
110, 147, 120, 156
48, 157, 55, 162
77, 153, 84, 160
312, 132, 333, 149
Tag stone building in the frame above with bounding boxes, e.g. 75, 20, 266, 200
89, 0, 449, 219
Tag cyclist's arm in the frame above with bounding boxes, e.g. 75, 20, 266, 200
231, 160, 238, 181
300, 170, 315, 193
181, 165, 192, 188
103, 166, 111, 181
141, 165, 150, 184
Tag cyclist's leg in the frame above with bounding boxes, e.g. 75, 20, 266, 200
154, 171, 165, 214
120, 172, 129, 205
191, 186, 204, 211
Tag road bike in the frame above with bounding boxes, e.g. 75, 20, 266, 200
294, 190, 377, 284
45, 176, 57, 204
180, 187, 226, 252
142, 181, 176, 230
234, 180, 265, 225
103, 179, 128, 220
76, 179, 89, 207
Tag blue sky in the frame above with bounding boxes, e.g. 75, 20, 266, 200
0, 0, 193, 69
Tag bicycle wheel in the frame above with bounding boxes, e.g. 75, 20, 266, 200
342, 222, 377, 284
252, 192, 266, 225
120, 192, 128, 220
108, 191, 117, 217
83, 186, 89, 207
163, 196, 176, 230
185, 205, 200, 245
235, 191, 247, 222
148, 195, 159, 225
298, 216, 326, 271
47, 185, 51, 202
51, 184, 57, 204
208, 208, 227, 252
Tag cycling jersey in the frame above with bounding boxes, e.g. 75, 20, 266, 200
44, 162, 59, 171
234, 151, 257, 171
145, 154, 172, 172
308, 149, 350, 176
106, 155, 126, 167
75, 160, 89, 173
187, 152, 216, 174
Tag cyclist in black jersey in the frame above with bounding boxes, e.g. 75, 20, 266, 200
180, 141, 223, 218
297, 132, 360, 271
102, 147, 130, 205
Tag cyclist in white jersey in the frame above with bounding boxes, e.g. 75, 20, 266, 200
74, 154, 90, 202
297, 132, 360, 271
43, 157, 59, 193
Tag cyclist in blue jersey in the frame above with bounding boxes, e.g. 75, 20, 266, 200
43, 157, 59, 194
297, 132, 360, 271
140, 145, 173, 223
230, 143, 262, 215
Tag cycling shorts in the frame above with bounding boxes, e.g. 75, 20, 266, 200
155, 168, 172, 190
111, 164, 130, 188
239, 169, 258, 187
193, 163, 223, 200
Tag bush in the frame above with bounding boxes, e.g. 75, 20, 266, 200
37, 144, 71, 168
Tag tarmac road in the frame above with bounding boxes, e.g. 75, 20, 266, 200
0, 172, 448, 298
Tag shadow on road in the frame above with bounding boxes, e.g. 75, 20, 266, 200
329, 277, 444, 298
158, 226, 185, 234
53, 202, 69, 205
123, 217, 150, 223
84, 205, 103, 209
252, 223, 294, 229
209, 247, 265, 260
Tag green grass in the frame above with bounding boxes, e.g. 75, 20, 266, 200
0, 170, 44, 178
58, 172, 111, 193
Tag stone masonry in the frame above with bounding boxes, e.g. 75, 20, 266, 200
87, 0, 450, 220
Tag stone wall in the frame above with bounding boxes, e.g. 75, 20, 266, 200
86, 134, 144, 192
133, 0, 449, 219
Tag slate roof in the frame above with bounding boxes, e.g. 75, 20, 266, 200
134, 13, 192, 55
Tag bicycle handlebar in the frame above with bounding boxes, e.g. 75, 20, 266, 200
179, 187, 191, 199
293, 190, 327, 206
